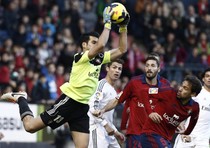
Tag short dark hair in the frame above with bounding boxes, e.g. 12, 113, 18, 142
145, 56, 160, 67
107, 59, 124, 67
184, 75, 202, 96
79, 32, 100, 49
147, 52, 160, 62
201, 67, 210, 78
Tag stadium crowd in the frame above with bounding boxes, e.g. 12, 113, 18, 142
0, 0, 210, 104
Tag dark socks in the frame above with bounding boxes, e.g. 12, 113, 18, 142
17, 97, 34, 120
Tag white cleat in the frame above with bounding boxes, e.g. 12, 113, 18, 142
0, 92, 27, 103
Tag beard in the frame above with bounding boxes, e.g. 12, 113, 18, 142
146, 75, 156, 80
146, 72, 156, 80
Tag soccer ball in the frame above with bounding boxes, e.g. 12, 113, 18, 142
110, 2, 127, 24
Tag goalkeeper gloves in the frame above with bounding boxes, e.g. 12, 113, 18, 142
103, 6, 113, 30
118, 13, 130, 33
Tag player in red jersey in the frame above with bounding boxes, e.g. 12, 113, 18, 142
93, 53, 170, 147
139, 75, 202, 148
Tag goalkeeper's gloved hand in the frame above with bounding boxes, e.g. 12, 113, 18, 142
103, 6, 113, 30
118, 13, 130, 33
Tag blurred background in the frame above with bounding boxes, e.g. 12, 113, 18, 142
0, 0, 210, 147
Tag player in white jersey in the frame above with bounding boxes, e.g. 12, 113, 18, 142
174, 68, 210, 148
88, 59, 125, 148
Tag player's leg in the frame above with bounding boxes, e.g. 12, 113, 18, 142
126, 134, 141, 148
22, 115, 46, 133
68, 100, 90, 148
71, 131, 89, 148
139, 133, 172, 148
0, 92, 46, 133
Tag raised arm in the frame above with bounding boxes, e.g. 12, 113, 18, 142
88, 6, 113, 59
182, 103, 200, 135
110, 13, 130, 61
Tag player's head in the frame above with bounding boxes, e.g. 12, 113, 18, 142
201, 68, 210, 88
177, 75, 202, 100
147, 52, 160, 62
106, 59, 124, 81
79, 32, 100, 51
144, 53, 160, 80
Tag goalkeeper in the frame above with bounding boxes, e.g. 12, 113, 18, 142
0, 6, 130, 148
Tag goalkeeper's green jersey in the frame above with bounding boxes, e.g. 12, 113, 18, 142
60, 50, 111, 104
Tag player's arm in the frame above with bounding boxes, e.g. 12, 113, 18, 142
182, 102, 200, 135
93, 80, 132, 117
88, 6, 113, 59
120, 100, 130, 134
175, 120, 186, 133
101, 97, 119, 114
92, 92, 121, 117
101, 80, 132, 113
102, 118, 125, 142
109, 13, 130, 61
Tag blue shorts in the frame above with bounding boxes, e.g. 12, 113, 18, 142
126, 134, 141, 148
139, 133, 172, 148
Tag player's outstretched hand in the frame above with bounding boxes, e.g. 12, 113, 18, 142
149, 112, 163, 123
118, 12, 130, 27
114, 131, 125, 142
92, 109, 105, 117
103, 6, 114, 29
181, 135, 191, 142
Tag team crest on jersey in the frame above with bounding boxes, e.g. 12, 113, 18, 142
149, 88, 158, 94
90, 53, 104, 65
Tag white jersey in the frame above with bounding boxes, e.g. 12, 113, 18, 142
190, 87, 210, 138
88, 78, 120, 148
174, 87, 210, 148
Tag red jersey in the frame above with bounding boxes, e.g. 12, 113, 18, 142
142, 88, 200, 141
119, 74, 170, 135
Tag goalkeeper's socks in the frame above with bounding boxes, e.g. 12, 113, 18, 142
18, 97, 34, 120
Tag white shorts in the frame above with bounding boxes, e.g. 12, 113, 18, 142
88, 125, 120, 148
173, 134, 209, 148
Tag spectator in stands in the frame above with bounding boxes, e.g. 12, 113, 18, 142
24, 68, 35, 97
26, 24, 42, 44
2, 0, 19, 36
183, 5, 200, 27
31, 73, 50, 104
80, 0, 97, 33
186, 47, 201, 64
0, 52, 11, 91
196, 0, 209, 16
57, 42, 76, 71
13, 24, 27, 46
197, 32, 210, 55
169, 0, 185, 17
55, 65, 65, 96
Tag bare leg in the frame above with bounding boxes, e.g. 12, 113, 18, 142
71, 131, 89, 148
0, 93, 47, 133
22, 115, 46, 133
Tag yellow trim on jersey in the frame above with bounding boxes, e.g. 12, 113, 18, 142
60, 51, 111, 104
